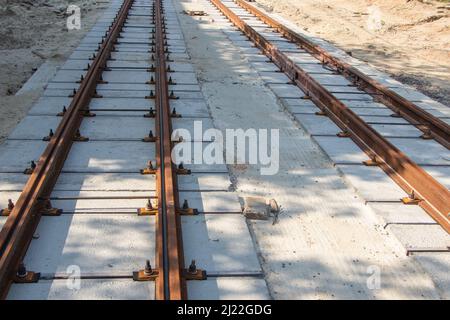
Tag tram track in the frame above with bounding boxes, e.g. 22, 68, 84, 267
209, 0, 450, 234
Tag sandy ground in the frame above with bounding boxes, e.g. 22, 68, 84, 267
0, 0, 109, 144
254, 0, 450, 106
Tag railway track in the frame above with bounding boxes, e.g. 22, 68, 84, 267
208, 0, 450, 234
0, 0, 448, 300
0, 0, 268, 299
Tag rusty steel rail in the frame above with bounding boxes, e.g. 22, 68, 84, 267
210, 0, 450, 233
154, 0, 187, 300
234, 0, 450, 149
0, 0, 135, 299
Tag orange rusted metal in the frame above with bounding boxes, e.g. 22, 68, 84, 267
154, 0, 187, 300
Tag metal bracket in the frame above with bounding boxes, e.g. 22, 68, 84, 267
142, 131, 157, 142
420, 130, 433, 140
140, 161, 157, 175
390, 112, 402, 118
14, 264, 40, 283
82, 110, 96, 117
43, 129, 54, 142
133, 270, 158, 281
177, 200, 198, 215
176, 168, 191, 175
315, 110, 327, 116
57, 106, 67, 117
137, 200, 158, 216
183, 260, 207, 280
145, 91, 156, 99
133, 260, 158, 281
363, 157, 379, 166
14, 272, 40, 284
73, 129, 89, 142
169, 94, 179, 100
177, 207, 199, 216
336, 130, 351, 138
23, 161, 36, 175
143, 108, 156, 118
401, 191, 421, 205
0, 208, 11, 217
39, 199, 63, 216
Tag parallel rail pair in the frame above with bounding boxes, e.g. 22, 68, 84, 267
210, 0, 450, 233
0, 0, 187, 300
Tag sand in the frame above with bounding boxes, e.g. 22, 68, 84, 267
0, 0, 110, 144
254, 0, 450, 106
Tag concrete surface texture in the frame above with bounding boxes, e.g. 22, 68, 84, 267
175, 0, 448, 299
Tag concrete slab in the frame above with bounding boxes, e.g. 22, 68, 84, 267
349, 107, 394, 117
258, 72, 290, 84
387, 138, 450, 165
182, 214, 261, 273
293, 114, 341, 136
170, 99, 209, 117
368, 203, 436, 225
324, 85, 364, 94
387, 224, 450, 249
337, 165, 407, 201
172, 141, 229, 172
188, 278, 270, 300
8, 279, 155, 300
62, 141, 153, 172
359, 116, 410, 124
413, 253, 450, 299
0, 216, 6, 229
370, 124, 423, 138
50, 191, 153, 213
0, 140, 47, 172
22, 213, 154, 274
53, 172, 232, 192
89, 98, 151, 111
178, 173, 232, 191
251, 61, 280, 72
285, 52, 321, 64
29, 97, 73, 115
314, 136, 368, 164
267, 83, 305, 98
53, 173, 154, 191
310, 74, 353, 86
0, 173, 29, 191
8, 116, 154, 141
334, 93, 374, 101
179, 191, 241, 213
